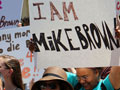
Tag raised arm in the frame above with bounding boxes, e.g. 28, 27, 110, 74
109, 66, 120, 89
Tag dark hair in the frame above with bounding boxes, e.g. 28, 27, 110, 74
90, 67, 103, 74
63, 68, 68, 72
59, 80, 73, 90
90, 67, 103, 79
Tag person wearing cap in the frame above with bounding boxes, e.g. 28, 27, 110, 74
31, 66, 74, 90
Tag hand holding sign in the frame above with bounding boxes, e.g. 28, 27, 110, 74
28, 38, 36, 53
115, 15, 120, 39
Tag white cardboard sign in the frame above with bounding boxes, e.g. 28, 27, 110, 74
29, 0, 120, 68
0, 27, 44, 83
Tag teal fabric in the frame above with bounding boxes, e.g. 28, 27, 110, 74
66, 72, 78, 87
66, 72, 114, 90
102, 75, 114, 90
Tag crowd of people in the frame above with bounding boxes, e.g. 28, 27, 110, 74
0, 57, 120, 90
24, 67, 120, 90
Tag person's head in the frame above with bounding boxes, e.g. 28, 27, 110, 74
31, 66, 73, 90
76, 67, 102, 90
0, 55, 24, 90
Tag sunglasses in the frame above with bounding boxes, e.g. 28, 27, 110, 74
40, 82, 58, 89
4, 63, 11, 69
77, 75, 88, 81
0, 64, 10, 69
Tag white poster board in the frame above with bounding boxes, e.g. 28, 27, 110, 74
0, 0, 23, 30
29, 0, 120, 68
0, 27, 44, 83
116, 0, 120, 15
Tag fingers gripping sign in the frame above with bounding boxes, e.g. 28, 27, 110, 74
115, 15, 120, 39
28, 38, 36, 53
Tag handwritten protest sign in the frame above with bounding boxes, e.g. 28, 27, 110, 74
29, 0, 120, 68
0, 0, 23, 30
0, 27, 44, 83
116, 0, 120, 15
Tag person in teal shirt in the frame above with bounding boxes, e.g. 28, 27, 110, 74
66, 67, 120, 90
